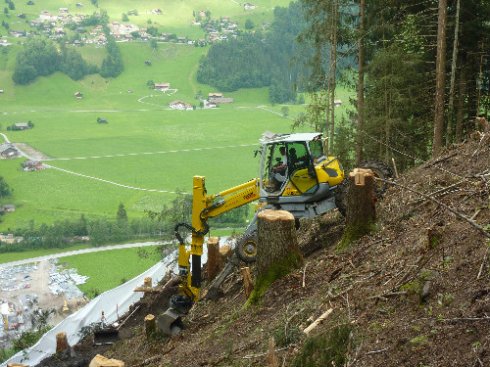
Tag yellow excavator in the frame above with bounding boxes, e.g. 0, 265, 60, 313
157, 132, 386, 335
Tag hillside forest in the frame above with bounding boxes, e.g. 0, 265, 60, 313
199, 0, 490, 170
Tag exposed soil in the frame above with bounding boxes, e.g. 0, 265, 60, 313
37, 136, 490, 367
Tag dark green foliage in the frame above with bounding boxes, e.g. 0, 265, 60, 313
12, 37, 97, 84
197, 33, 271, 92
100, 32, 123, 78
60, 46, 97, 80
244, 19, 254, 30
197, 1, 313, 102
147, 26, 159, 37
292, 324, 352, 367
117, 203, 128, 221
0, 176, 12, 198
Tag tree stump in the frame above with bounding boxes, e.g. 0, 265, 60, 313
338, 168, 376, 249
206, 237, 221, 281
55, 332, 70, 354
250, 210, 302, 303
144, 314, 156, 339
241, 267, 254, 298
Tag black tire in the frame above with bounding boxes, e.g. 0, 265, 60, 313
236, 231, 258, 263
335, 179, 349, 217
359, 161, 393, 197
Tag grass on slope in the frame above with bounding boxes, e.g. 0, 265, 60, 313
60, 246, 163, 297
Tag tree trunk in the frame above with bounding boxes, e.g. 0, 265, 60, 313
432, 0, 448, 157
252, 210, 302, 303
355, 0, 366, 165
338, 169, 376, 249
56, 332, 70, 354
446, 0, 461, 146
206, 237, 221, 281
144, 314, 156, 339
329, 0, 338, 154
455, 67, 466, 142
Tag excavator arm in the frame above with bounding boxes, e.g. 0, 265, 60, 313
175, 176, 260, 303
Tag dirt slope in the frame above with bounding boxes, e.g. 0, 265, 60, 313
39, 137, 490, 367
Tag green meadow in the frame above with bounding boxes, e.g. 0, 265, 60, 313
60, 246, 163, 297
0, 2, 355, 232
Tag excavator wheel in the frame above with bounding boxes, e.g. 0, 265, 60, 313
359, 161, 393, 197
236, 231, 258, 263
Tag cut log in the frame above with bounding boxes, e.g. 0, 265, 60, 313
7, 364, 29, 367
143, 277, 152, 288
339, 169, 376, 249
89, 354, 125, 367
207, 236, 221, 281
55, 332, 70, 353
144, 314, 156, 339
303, 308, 334, 335
266, 337, 279, 367
241, 267, 254, 298
252, 210, 302, 302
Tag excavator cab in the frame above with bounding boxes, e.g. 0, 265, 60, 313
258, 133, 344, 218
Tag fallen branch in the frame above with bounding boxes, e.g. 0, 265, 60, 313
302, 263, 308, 288
477, 247, 489, 280
243, 346, 290, 359
376, 178, 490, 239
131, 355, 162, 367
303, 308, 334, 335
368, 291, 407, 300
365, 348, 388, 355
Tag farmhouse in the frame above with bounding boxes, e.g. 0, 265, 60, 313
22, 160, 44, 171
12, 122, 31, 130
97, 117, 108, 124
244, 3, 256, 10
208, 92, 223, 98
154, 83, 170, 91
169, 100, 193, 111
74, 91, 83, 99
0, 233, 24, 244
0, 205, 15, 213
208, 93, 234, 104
0, 143, 19, 159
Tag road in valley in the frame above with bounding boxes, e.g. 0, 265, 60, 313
0, 241, 168, 268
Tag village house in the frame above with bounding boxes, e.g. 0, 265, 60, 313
169, 100, 193, 111
244, 3, 257, 10
334, 99, 343, 107
22, 160, 44, 171
12, 122, 31, 130
154, 83, 170, 91
0, 233, 24, 245
208, 92, 223, 98
0, 204, 15, 213
0, 143, 18, 159
74, 91, 83, 99
208, 93, 234, 104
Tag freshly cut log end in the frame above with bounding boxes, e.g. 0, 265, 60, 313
257, 209, 295, 222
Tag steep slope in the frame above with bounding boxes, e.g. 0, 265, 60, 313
38, 137, 489, 367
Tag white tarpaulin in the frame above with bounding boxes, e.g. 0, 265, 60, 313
2, 251, 177, 367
